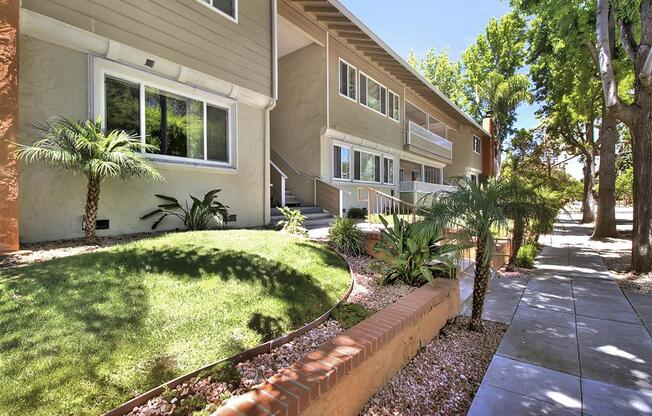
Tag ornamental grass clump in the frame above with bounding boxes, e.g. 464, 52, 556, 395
328, 217, 366, 256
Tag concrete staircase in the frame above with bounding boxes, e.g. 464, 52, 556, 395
284, 188, 302, 207
271, 206, 336, 230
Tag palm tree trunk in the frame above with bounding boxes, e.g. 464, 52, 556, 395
470, 237, 490, 331
508, 217, 525, 270
84, 176, 101, 244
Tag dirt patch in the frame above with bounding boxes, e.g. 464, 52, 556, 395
0, 232, 169, 269
361, 316, 507, 416
594, 236, 652, 295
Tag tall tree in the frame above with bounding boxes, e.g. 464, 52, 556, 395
463, 12, 532, 174
515, 0, 618, 227
595, 0, 652, 272
411, 12, 532, 175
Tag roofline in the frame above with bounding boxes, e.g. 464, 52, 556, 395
327, 0, 491, 137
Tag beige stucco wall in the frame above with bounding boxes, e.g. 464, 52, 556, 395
270, 43, 326, 205
22, 0, 272, 97
18, 36, 266, 243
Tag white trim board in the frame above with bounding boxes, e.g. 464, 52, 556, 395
20, 8, 273, 109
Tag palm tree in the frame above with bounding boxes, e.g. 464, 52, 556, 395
418, 177, 509, 331
500, 176, 559, 270
16, 117, 163, 243
474, 71, 532, 175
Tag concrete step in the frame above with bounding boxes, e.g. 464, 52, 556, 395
303, 217, 336, 229
271, 206, 325, 216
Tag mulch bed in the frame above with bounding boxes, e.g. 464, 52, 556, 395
361, 316, 507, 416
496, 266, 531, 279
125, 253, 416, 416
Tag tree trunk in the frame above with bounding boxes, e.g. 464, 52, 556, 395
470, 237, 491, 331
581, 150, 596, 223
631, 89, 652, 273
508, 217, 525, 269
84, 176, 101, 244
593, 112, 618, 238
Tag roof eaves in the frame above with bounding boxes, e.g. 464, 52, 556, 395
326, 0, 491, 137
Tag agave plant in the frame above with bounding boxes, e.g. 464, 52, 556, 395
141, 189, 230, 231
375, 214, 462, 286
15, 117, 162, 243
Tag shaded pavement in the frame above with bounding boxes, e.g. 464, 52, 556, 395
467, 217, 652, 415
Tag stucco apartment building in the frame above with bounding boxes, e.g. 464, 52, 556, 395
0, 0, 492, 251
270, 0, 493, 215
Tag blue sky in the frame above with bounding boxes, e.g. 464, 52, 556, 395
339, 0, 539, 132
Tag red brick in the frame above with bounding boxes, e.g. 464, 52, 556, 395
252, 384, 294, 416
276, 368, 321, 401
265, 375, 311, 415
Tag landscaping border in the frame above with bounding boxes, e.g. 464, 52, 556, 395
103, 247, 354, 416
213, 278, 460, 416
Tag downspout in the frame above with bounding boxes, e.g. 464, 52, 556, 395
263, 0, 278, 225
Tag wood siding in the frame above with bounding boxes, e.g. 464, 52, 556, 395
328, 36, 403, 150
22, 0, 272, 96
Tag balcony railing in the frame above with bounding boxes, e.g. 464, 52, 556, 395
399, 181, 458, 194
407, 121, 453, 150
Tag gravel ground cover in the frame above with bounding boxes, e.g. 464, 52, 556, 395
126, 253, 416, 416
496, 266, 531, 279
361, 316, 507, 416
598, 242, 652, 294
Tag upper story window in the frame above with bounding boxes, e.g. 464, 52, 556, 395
473, 136, 481, 153
388, 90, 400, 122
97, 59, 236, 169
339, 59, 357, 101
198, 0, 238, 22
359, 72, 387, 116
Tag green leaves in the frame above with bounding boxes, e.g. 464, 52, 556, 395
376, 214, 461, 287
16, 116, 163, 183
276, 207, 307, 237
140, 189, 230, 231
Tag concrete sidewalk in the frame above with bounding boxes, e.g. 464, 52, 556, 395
467, 218, 652, 415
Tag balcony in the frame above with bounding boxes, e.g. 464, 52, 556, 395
405, 121, 453, 161
399, 181, 458, 194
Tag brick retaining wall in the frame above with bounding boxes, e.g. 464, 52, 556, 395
213, 278, 460, 416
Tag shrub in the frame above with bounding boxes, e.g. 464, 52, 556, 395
375, 214, 461, 286
332, 303, 372, 329
514, 243, 537, 269
276, 207, 307, 236
328, 217, 366, 256
346, 207, 367, 220
197, 361, 240, 384
141, 189, 230, 231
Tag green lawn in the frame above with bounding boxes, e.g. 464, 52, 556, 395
0, 230, 350, 416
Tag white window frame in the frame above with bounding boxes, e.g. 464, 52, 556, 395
387, 90, 400, 123
473, 135, 481, 154
354, 148, 382, 184
383, 156, 395, 185
93, 57, 238, 170
338, 58, 357, 103
359, 71, 388, 117
196, 0, 238, 24
332, 141, 397, 186
332, 143, 352, 181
